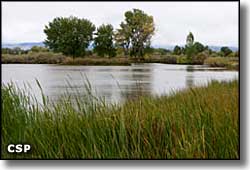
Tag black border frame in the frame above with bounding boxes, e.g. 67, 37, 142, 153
0, 0, 240, 160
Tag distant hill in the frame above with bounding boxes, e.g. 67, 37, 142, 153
208, 46, 238, 52
153, 45, 238, 52
2, 42, 238, 52
2, 42, 45, 50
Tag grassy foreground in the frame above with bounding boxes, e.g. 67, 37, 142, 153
1, 80, 239, 159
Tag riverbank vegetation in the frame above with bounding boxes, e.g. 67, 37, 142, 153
2, 80, 238, 159
2, 9, 239, 69
2, 50, 239, 69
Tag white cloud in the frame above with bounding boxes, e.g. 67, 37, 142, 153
2, 1, 238, 47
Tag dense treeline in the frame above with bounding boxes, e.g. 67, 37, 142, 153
42, 9, 155, 59
2, 8, 238, 67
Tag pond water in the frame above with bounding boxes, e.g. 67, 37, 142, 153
2, 64, 238, 104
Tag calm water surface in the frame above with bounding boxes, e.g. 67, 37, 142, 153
2, 64, 238, 104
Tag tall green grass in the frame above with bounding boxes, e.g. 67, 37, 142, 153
1, 80, 239, 159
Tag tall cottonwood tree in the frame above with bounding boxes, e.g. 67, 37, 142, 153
44, 16, 95, 58
186, 32, 194, 47
115, 22, 131, 56
115, 9, 155, 59
93, 24, 116, 57
185, 32, 195, 61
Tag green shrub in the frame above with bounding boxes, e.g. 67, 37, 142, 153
61, 57, 74, 65
192, 52, 208, 64
165, 56, 177, 64
227, 52, 238, 58
177, 55, 189, 64
210, 53, 220, 58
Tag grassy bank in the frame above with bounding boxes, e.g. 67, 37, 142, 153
1, 53, 133, 66
1, 79, 239, 159
2, 52, 239, 69
204, 57, 239, 70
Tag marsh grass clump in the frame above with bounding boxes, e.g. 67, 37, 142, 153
2, 52, 65, 64
1, 80, 239, 159
204, 57, 239, 70
204, 57, 229, 67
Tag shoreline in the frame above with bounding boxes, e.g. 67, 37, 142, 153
2, 53, 239, 70
1, 62, 239, 71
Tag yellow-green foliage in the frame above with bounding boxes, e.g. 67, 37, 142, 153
204, 57, 228, 67
204, 57, 238, 70
176, 55, 189, 64
192, 52, 208, 64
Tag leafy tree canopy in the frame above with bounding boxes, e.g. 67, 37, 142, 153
193, 42, 205, 53
220, 46, 233, 56
116, 9, 155, 58
93, 24, 116, 57
186, 32, 194, 47
115, 22, 131, 56
173, 45, 182, 55
31, 46, 49, 53
44, 16, 95, 58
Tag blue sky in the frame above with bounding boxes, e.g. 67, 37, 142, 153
2, 2, 238, 47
